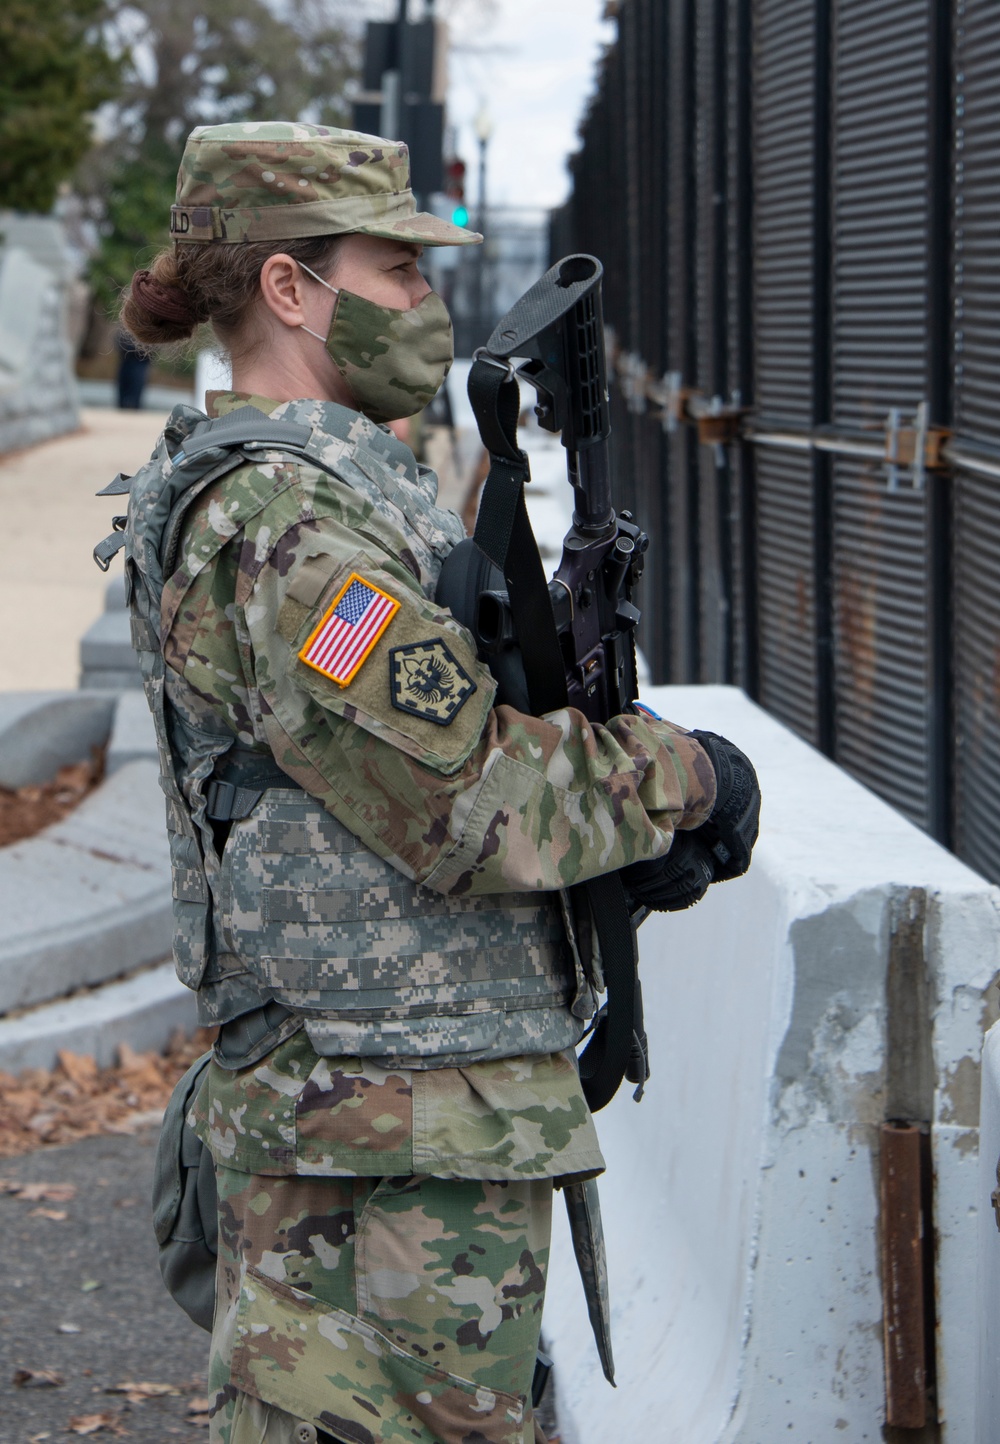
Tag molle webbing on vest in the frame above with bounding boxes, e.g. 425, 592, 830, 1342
220, 788, 583, 1067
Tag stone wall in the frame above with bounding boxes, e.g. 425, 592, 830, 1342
0, 214, 80, 454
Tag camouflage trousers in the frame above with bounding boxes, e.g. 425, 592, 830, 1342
208, 1167, 553, 1444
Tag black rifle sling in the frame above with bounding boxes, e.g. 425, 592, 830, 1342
467, 358, 567, 717
466, 358, 639, 1113
575, 873, 640, 1113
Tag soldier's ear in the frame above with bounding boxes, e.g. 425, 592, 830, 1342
259, 254, 313, 330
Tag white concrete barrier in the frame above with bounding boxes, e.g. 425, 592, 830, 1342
544, 684, 1000, 1444
978, 1023, 1000, 1442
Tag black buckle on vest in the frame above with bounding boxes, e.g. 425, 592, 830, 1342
205, 779, 237, 822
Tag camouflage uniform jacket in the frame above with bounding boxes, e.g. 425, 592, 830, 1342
166, 392, 715, 1183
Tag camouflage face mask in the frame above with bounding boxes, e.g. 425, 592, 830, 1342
299, 263, 453, 424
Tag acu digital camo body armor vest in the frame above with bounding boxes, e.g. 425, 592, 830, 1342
100, 401, 590, 1069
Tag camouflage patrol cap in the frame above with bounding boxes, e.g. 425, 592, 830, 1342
170, 121, 481, 248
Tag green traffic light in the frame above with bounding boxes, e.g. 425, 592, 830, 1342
452, 205, 470, 227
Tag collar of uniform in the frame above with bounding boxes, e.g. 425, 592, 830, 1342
205, 389, 284, 418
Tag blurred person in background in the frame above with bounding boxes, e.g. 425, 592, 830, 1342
116, 327, 150, 408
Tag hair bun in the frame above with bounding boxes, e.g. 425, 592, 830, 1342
130, 269, 198, 326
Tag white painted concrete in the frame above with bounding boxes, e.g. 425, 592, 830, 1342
978, 1022, 1000, 1443
543, 684, 1000, 1444
195, 348, 231, 414
0, 960, 197, 1072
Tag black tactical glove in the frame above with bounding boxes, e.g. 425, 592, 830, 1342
687, 730, 761, 880
620, 729, 761, 913
620, 832, 716, 913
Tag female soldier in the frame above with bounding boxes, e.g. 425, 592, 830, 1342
119, 122, 749, 1444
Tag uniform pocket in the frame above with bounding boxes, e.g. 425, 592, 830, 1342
231, 1264, 526, 1444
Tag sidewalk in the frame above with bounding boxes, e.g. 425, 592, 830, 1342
0, 409, 168, 693
0, 1130, 209, 1441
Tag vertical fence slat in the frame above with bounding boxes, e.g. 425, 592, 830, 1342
751, 0, 821, 744
829, 0, 934, 831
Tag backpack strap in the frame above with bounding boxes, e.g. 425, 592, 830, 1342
170, 405, 313, 467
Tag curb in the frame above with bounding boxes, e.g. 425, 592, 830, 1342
0, 759, 171, 1014
79, 573, 142, 691
0, 692, 116, 788
0, 961, 197, 1073
0, 686, 181, 1069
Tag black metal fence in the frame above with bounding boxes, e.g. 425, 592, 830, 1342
551, 0, 1000, 883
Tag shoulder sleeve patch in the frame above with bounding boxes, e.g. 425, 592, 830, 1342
389, 639, 476, 725
298, 573, 399, 686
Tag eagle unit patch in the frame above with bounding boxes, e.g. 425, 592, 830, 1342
389, 639, 476, 725
299, 573, 399, 686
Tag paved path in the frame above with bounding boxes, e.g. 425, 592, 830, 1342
0, 1131, 209, 1442
0, 1129, 562, 1443
0, 410, 167, 693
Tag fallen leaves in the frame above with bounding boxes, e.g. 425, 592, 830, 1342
13, 1367, 64, 1387
0, 754, 104, 850
11, 1365, 208, 1436
58, 1051, 98, 1089
187, 1396, 211, 1427
107, 1380, 180, 1403
29, 1206, 68, 1221
0, 1180, 76, 1202
67, 1413, 127, 1437
0, 1028, 215, 1158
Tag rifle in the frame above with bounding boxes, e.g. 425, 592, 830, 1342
436, 254, 651, 1111
437, 254, 648, 723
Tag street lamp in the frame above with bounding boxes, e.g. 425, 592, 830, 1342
473, 101, 494, 231
473, 102, 493, 344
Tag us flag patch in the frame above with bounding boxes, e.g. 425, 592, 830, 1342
298, 573, 399, 686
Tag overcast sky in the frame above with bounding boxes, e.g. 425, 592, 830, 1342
363, 0, 614, 211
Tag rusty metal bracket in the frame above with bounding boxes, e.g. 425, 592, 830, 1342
645, 371, 691, 434
880, 1121, 933, 1429
690, 394, 748, 447
618, 350, 650, 416
642, 372, 747, 442
884, 402, 950, 490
